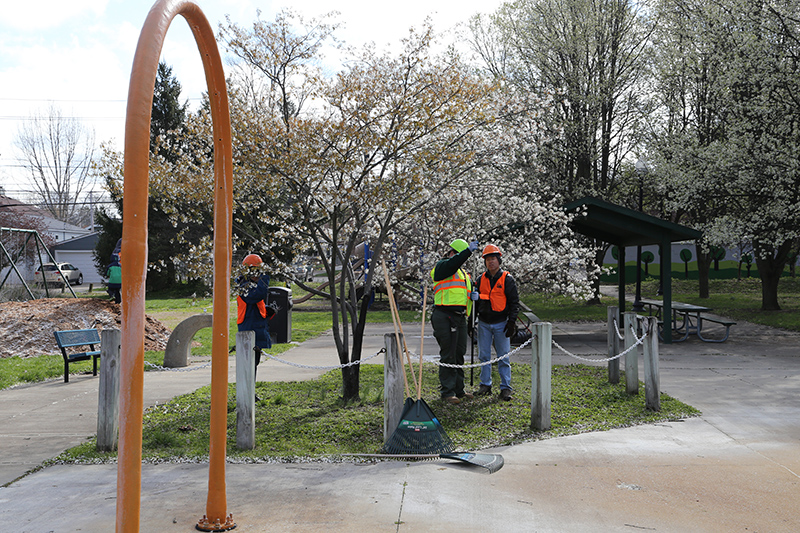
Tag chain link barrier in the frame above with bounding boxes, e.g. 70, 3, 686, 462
262, 347, 386, 370
149, 318, 649, 373
144, 361, 212, 372
552, 323, 646, 364
613, 319, 625, 341
431, 337, 533, 369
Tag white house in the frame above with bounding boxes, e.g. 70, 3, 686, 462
0, 194, 100, 284
52, 232, 104, 284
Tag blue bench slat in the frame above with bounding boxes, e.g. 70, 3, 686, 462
54, 329, 102, 383
54, 329, 101, 347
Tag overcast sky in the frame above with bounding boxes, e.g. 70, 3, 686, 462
0, 0, 502, 194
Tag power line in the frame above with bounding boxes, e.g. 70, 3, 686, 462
0, 115, 125, 121
0, 98, 128, 103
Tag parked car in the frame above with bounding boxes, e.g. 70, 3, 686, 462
34, 263, 83, 287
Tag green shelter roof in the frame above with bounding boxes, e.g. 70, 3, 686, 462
564, 196, 701, 246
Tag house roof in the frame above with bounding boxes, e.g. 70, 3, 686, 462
0, 194, 91, 237
564, 196, 701, 246
52, 232, 99, 250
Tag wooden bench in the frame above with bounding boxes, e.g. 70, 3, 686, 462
697, 315, 737, 343
53, 329, 101, 383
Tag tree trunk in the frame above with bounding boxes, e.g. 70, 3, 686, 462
695, 245, 713, 299
587, 246, 606, 305
339, 290, 372, 402
754, 240, 792, 311
341, 364, 360, 402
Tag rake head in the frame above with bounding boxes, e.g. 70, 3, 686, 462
381, 398, 455, 455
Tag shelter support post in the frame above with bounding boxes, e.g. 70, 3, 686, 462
660, 238, 673, 344
617, 245, 626, 314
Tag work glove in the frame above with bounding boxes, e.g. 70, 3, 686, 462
265, 306, 277, 319
470, 290, 480, 301
504, 320, 517, 338
468, 240, 480, 252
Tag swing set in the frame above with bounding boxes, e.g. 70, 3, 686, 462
0, 227, 78, 299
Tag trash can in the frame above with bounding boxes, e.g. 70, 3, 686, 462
268, 286, 292, 344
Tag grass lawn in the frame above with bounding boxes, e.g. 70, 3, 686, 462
9, 276, 800, 466
56, 363, 698, 464
637, 277, 800, 332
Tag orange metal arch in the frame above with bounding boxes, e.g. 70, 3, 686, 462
118, 1, 233, 531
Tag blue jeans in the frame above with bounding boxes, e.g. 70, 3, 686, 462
478, 320, 512, 391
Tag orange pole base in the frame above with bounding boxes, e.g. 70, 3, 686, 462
196, 513, 237, 532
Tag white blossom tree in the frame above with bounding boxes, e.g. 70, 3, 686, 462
111, 16, 596, 400
649, 0, 800, 309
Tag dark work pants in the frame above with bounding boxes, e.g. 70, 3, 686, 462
431, 306, 467, 398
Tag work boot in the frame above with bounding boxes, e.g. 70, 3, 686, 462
475, 384, 492, 396
499, 389, 513, 402
457, 391, 474, 400
443, 395, 461, 405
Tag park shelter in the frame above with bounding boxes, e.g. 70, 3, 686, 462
564, 197, 702, 343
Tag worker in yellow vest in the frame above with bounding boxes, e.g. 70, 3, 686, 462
430, 238, 480, 404
474, 244, 519, 401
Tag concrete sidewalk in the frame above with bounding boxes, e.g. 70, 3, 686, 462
1, 320, 800, 532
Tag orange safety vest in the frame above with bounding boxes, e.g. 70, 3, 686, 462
237, 296, 267, 324
479, 271, 508, 312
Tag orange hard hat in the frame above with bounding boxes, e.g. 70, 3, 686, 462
481, 244, 502, 258
242, 253, 263, 266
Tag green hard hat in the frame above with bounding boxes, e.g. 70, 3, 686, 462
449, 239, 469, 253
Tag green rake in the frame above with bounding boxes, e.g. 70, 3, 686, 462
381, 396, 455, 455
376, 268, 504, 473
381, 271, 454, 455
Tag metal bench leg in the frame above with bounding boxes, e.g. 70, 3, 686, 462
696, 319, 731, 343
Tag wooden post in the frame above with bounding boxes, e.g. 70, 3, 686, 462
236, 331, 255, 450
97, 329, 121, 452
642, 316, 661, 411
607, 306, 620, 384
384, 333, 405, 442
624, 312, 639, 395
531, 322, 552, 431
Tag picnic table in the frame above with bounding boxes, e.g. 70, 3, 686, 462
638, 298, 735, 343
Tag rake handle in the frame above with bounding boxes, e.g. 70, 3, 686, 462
417, 284, 427, 400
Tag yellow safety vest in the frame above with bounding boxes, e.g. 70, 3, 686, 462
431, 267, 472, 315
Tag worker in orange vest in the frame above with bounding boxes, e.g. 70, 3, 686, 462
474, 244, 519, 401
236, 254, 275, 393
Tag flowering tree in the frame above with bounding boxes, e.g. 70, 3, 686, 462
117, 14, 595, 400
649, 0, 800, 309
468, 0, 652, 301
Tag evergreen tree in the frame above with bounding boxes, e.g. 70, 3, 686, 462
94, 62, 209, 291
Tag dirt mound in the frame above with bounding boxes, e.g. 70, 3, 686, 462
0, 298, 172, 358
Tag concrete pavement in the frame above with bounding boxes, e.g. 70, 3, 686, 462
1, 318, 800, 532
